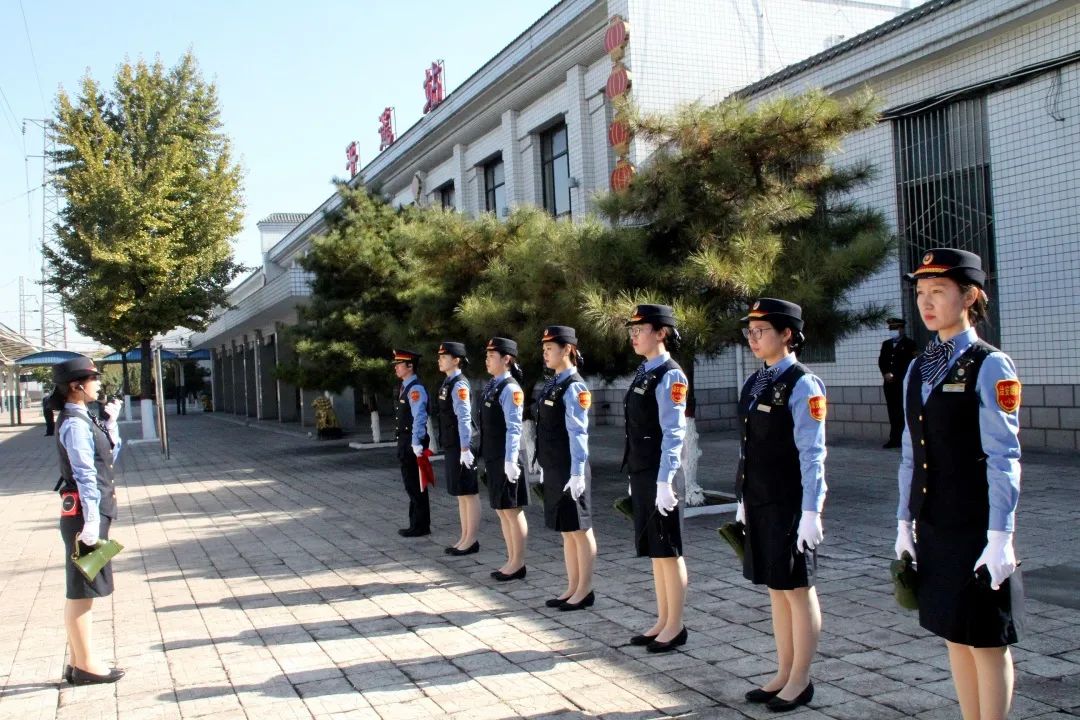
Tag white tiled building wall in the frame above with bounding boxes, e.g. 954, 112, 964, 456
745, 1, 1080, 388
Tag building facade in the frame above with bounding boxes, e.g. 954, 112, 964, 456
191, 0, 1080, 449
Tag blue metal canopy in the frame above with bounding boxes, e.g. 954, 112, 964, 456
14, 350, 89, 366
99, 348, 179, 363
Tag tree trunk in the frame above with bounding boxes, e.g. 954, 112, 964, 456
682, 355, 706, 506
120, 354, 130, 396
140, 338, 154, 400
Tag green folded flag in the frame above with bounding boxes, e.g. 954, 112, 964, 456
717, 521, 746, 561
478, 466, 488, 489
613, 495, 633, 520
890, 551, 919, 610
530, 481, 545, 503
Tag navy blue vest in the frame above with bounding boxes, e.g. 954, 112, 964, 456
735, 363, 808, 507
623, 359, 681, 474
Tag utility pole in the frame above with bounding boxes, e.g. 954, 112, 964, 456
24, 118, 67, 350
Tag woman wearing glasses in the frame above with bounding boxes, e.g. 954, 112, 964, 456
736, 298, 827, 712
624, 304, 690, 653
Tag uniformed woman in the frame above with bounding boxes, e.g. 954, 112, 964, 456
535, 326, 596, 610
480, 337, 529, 581
735, 298, 827, 712
896, 248, 1023, 720
624, 304, 690, 653
49, 356, 126, 685
436, 342, 481, 555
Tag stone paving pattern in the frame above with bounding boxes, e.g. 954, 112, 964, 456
1, 413, 1078, 719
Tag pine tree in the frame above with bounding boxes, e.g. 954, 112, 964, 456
45, 52, 245, 397
275, 185, 407, 405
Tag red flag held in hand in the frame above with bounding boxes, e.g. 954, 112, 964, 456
418, 449, 436, 492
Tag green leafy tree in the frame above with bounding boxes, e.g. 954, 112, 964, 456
44, 51, 245, 398
275, 185, 407, 408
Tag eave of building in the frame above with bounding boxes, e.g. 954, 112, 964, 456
268, 0, 606, 266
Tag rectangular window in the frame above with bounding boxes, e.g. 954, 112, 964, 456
437, 182, 455, 210
541, 123, 571, 217
893, 96, 999, 346
483, 158, 506, 215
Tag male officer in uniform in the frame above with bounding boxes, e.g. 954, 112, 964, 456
392, 350, 430, 537
879, 317, 918, 448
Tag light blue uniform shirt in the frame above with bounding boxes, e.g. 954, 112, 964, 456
642, 352, 688, 485
493, 371, 523, 463
554, 367, 590, 477
402, 377, 428, 446
446, 370, 473, 449
59, 403, 122, 509
897, 327, 1022, 531
741, 353, 829, 512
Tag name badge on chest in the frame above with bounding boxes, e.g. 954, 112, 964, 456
543, 399, 555, 406
943, 383, 967, 393
756, 403, 772, 413
633, 386, 647, 395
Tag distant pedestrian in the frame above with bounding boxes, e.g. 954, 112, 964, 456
879, 317, 917, 448
43, 395, 56, 436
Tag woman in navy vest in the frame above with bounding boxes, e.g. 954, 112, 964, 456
535, 325, 596, 611
896, 248, 1023, 720
736, 298, 827, 712
624, 304, 690, 653
436, 341, 481, 556
49, 356, 126, 685
481, 337, 529, 581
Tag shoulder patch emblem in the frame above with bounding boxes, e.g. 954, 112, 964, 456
808, 395, 827, 421
511, 390, 524, 407
409, 390, 421, 403
995, 379, 1021, 413
578, 391, 592, 410
670, 382, 688, 405
456, 386, 469, 402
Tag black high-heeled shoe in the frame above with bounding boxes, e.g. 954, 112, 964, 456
493, 566, 526, 582
766, 683, 814, 712
70, 667, 125, 685
629, 633, 658, 646
63, 665, 73, 683
449, 541, 479, 556
546, 596, 572, 608
745, 687, 781, 703
558, 591, 595, 611
646, 626, 688, 653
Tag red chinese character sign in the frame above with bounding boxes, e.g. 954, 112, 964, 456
378, 107, 395, 151
345, 141, 359, 177
423, 60, 445, 114
604, 15, 635, 192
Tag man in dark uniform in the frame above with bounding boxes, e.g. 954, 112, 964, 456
392, 350, 430, 537
43, 394, 56, 436
879, 317, 918, 448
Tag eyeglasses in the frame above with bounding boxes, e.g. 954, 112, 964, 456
741, 327, 776, 341
627, 326, 651, 338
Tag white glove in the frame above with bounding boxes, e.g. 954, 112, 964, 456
974, 530, 1017, 591
79, 502, 101, 546
895, 520, 917, 562
736, 501, 746, 525
655, 482, 678, 516
504, 461, 521, 483
627, 482, 632, 496
102, 399, 123, 427
535, 467, 544, 484
564, 474, 586, 500
412, 444, 423, 457
460, 449, 475, 468
796, 510, 824, 553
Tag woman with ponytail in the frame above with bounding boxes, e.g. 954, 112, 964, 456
480, 337, 529, 581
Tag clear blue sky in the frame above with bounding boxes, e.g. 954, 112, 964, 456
0, 0, 556, 350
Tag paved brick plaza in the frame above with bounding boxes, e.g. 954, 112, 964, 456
1, 414, 1077, 719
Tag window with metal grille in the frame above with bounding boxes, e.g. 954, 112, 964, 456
483, 158, 505, 215
893, 97, 999, 347
541, 123, 571, 217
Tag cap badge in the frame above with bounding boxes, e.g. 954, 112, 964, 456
922, 252, 934, 265
752, 301, 761, 310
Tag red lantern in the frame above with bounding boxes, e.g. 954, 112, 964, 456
611, 161, 635, 191
604, 16, 630, 56
606, 65, 631, 100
